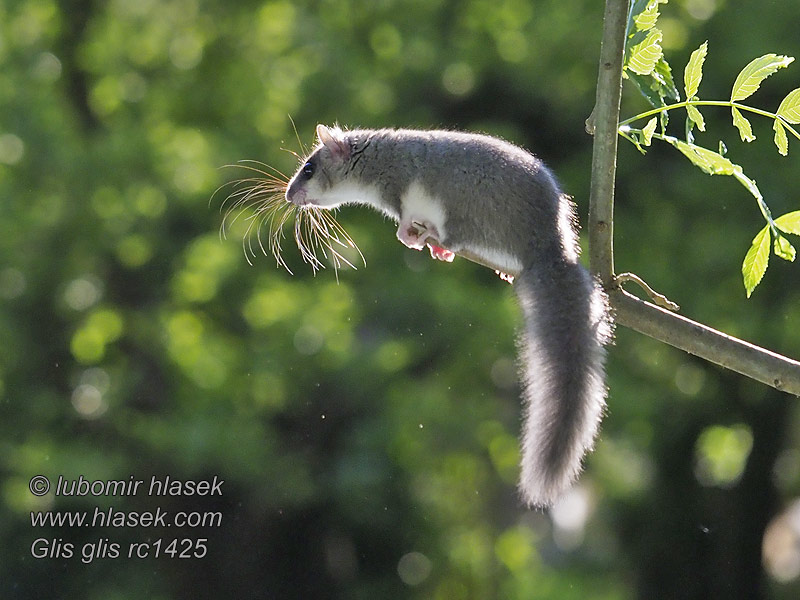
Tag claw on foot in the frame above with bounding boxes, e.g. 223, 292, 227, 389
497, 270, 514, 283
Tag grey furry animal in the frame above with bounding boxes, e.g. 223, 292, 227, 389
286, 124, 612, 507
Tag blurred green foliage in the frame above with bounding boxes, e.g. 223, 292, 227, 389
1, 0, 800, 598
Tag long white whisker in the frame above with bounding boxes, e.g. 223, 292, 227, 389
216, 158, 365, 277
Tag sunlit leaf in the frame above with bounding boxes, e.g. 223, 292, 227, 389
731, 107, 755, 142
626, 51, 679, 109
686, 104, 705, 132
642, 117, 658, 146
627, 29, 663, 76
670, 139, 736, 175
692, 145, 737, 175
634, 0, 662, 31
730, 54, 794, 102
773, 119, 788, 155
684, 41, 708, 100
671, 139, 708, 171
773, 234, 796, 262
628, 0, 668, 33
775, 210, 800, 234
742, 225, 770, 297
776, 88, 800, 123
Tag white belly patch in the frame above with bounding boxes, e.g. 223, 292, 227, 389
400, 181, 448, 241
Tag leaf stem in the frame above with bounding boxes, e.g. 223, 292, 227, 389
620, 100, 800, 140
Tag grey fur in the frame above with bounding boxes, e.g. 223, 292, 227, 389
287, 125, 612, 507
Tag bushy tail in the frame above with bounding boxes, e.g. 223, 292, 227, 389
513, 257, 612, 507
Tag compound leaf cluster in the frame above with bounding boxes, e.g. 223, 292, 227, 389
621, 0, 800, 297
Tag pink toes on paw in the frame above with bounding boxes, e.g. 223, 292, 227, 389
428, 244, 455, 262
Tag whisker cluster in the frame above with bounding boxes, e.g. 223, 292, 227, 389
213, 161, 365, 277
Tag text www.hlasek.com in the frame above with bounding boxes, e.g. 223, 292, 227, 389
31, 505, 223, 529
29, 474, 224, 563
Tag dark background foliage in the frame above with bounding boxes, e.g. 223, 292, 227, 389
2, 0, 800, 598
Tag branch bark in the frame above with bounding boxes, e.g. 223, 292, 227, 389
588, 0, 629, 286
612, 289, 800, 393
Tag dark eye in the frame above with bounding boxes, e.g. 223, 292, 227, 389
302, 161, 315, 178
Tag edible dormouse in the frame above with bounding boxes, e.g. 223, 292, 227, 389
286, 124, 612, 507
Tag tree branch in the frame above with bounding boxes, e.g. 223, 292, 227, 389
588, 0, 629, 286
612, 289, 800, 394
585, 0, 800, 396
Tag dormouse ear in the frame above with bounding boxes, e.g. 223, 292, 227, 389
316, 124, 350, 161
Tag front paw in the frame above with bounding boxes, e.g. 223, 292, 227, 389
397, 219, 437, 250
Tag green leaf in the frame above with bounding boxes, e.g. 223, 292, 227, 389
670, 139, 736, 175
653, 57, 680, 102
692, 145, 736, 175
730, 54, 795, 102
623, 128, 646, 154
776, 88, 800, 124
628, 0, 668, 34
686, 104, 706, 132
684, 41, 708, 100
628, 29, 663, 76
627, 72, 665, 108
623, 52, 680, 109
627, 59, 679, 107
642, 117, 658, 146
742, 225, 770, 297
773, 119, 788, 155
634, 0, 662, 31
731, 107, 756, 142
773, 234, 796, 262
775, 210, 800, 234
628, 0, 651, 29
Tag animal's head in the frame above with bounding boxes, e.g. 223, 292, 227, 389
217, 123, 364, 275
286, 124, 354, 209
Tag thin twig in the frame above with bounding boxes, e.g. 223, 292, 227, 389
615, 272, 680, 311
